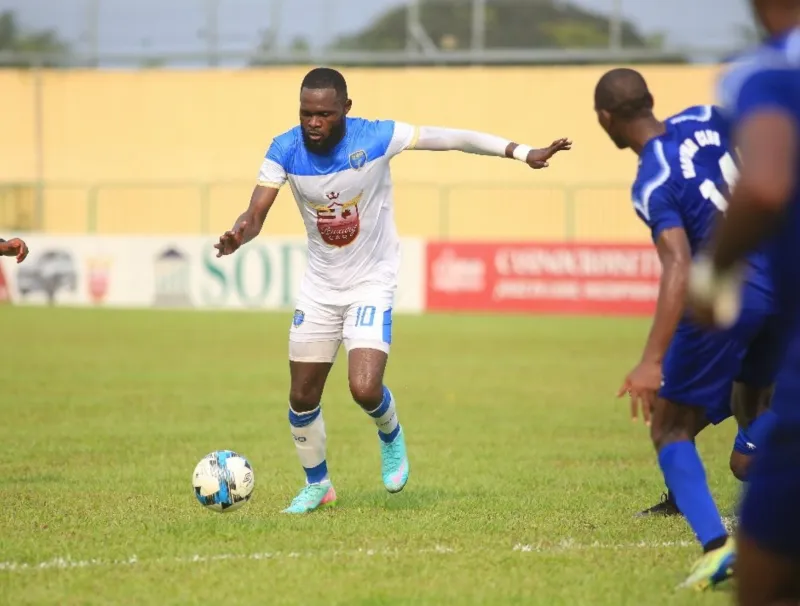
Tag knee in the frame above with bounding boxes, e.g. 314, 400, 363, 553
650, 417, 694, 452
289, 385, 323, 413
349, 377, 383, 409
650, 423, 670, 451
730, 451, 751, 482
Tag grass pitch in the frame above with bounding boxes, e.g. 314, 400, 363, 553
0, 307, 741, 605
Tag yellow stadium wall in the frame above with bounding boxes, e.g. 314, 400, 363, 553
0, 65, 721, 241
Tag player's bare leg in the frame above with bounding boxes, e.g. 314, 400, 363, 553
282, 360, 338, 514
737, 531, 800, 606
348, 348, 409, 493
650, 398, 735, 590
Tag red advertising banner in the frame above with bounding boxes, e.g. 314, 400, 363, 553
425, 242, 661, 316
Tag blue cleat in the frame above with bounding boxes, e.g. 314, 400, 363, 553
380, 426, 409, 493
281, 481, 337, 514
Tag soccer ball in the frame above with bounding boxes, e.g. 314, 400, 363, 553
192, 450, 255, 513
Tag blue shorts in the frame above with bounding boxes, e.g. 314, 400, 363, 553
659, 297, 777, 425
737, 310, 785, 388
733, 409, 779, 455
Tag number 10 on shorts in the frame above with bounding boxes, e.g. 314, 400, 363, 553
354, 305, 376, 327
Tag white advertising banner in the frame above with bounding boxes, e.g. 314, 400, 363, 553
0, 235, 425, 313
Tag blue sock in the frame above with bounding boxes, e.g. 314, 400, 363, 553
366, 386, 400, 443
658, 441, 727, 550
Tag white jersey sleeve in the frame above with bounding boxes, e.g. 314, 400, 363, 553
385, 122, 512, 158
385, 121, 421, 157
256, 137, 290, 189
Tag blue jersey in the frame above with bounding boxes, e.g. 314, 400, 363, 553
725, 29, 800, 559
631, 105, 772, 299
718, 29, 800, 416
632, 106, 779, 421
718, 29, 800, 320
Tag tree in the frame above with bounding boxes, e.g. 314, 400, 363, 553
0, 11, 70, 67
331, 0, 667, 57
250, 32, 312, 66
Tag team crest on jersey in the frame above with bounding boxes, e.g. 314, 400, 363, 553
349, 150, 367, 170
314, 191, 363, 247
292, 309, 305, 327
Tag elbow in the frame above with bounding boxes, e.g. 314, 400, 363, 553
665, 254, 691, 281
661, 254, 691, 295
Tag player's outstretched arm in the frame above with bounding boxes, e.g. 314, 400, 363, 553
411, 126, 571, 169
214, 185, 279, 258
0, 237, 29, 263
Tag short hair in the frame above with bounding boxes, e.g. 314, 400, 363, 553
594, 68, 654, 120
301, 67, 348, 100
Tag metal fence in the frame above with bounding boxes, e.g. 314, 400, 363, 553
2, 0, 754, 67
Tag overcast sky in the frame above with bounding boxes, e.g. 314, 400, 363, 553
2, 0, 755, 63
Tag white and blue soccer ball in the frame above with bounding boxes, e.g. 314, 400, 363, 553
192, 450, 255, 513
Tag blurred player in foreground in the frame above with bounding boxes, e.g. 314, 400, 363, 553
215, 67, 571, 514
0, 237, 29, 263
594, 68, 779, 590
687, 0, 800, 603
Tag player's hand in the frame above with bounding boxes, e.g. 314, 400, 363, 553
214, 222, 247, 258
617, 360, 662, 426
526, 138, 572, 169
686, 253, 743, 329
0, 238, 29, 263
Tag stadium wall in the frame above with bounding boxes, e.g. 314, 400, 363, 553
1, 66, 719, 242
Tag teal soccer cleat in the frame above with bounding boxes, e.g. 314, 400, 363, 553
282, 481, 337, 514
380, 426, 409, 493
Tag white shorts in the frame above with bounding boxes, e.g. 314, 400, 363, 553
288, 287, 394, 363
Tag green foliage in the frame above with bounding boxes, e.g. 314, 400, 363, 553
332, 0, 658, 52
0, 11, 70, 67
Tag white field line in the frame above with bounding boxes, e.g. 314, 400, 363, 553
0, 540, 704, 573
0, 518, 737, 573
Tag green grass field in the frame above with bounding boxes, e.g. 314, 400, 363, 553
0, 306, 743, 605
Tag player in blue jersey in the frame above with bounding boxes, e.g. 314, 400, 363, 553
687, 0, 800, 603
594, 68, 780, 590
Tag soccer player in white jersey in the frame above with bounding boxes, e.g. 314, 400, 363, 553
214, 67, 572, 514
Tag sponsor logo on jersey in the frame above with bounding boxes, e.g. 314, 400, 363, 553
315, 191, 363, 247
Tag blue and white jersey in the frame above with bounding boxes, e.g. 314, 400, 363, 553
631, 104, 772, 296
258, 117, 419, 300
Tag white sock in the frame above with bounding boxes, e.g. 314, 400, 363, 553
367, 387, 400, 443
288, 404, 329, 484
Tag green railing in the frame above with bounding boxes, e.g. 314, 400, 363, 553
0, 180, 640, 241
